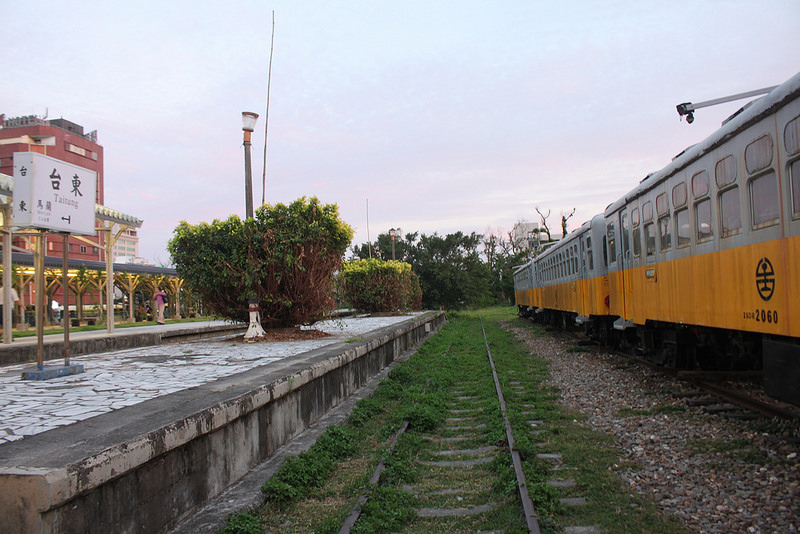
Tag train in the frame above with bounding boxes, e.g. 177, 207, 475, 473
514, 71, 800, 406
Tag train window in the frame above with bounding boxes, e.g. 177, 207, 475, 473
606, 223, 616, 264
631, 207, 640, 226
586, 238, 594, 271
692, 170, 709, 198
715, 155, 737, 188
632, 225, 641, 256
792, 159, 800, 219
645, 223, 656, 257
621, 213, 631, 259
656, 193, 669, 215
602, 236, 608, 267
572, 245, 578, 274
672, 182, 688, 208
745, 135, 773, 174
675, 208, 690, 247
719, 186, 742, 237
785, 115, 800, 155
695, 198, 713, 242
658, 215, 672, 251
750, 171, 780, 228
642, 201, 653, 221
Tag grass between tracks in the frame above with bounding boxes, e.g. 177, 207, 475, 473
219, 307, 690, 533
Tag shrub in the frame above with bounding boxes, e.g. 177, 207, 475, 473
337, 258, 422, 313
168, 197, 353, 327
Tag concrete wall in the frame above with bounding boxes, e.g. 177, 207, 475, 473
0, 312, 445, 533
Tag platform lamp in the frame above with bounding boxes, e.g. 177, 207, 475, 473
388, 228, 401, 260
241, 111, 259, 219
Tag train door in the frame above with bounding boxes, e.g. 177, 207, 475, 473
618, 209, 632, 320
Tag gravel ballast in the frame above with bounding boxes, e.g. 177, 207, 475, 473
508, 323, 800, 534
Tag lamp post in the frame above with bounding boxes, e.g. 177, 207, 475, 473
388, 228, 400, 260
241, 111, 259, 219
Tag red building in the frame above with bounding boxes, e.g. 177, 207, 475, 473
0, 114, 107, 265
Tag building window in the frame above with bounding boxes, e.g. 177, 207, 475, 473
750, 171, 780, 229
80, 245, 87, 254
720, 186, 742, 237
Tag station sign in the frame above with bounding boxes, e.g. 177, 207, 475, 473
12, 152, 97, 235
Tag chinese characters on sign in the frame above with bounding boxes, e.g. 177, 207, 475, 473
12, 152, 97, 235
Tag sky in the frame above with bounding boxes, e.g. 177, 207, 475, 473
3, 1, 798, 264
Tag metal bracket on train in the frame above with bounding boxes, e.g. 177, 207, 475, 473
535, 308, 543, 314
575, 315, 589, 325
613, 318, 634, 330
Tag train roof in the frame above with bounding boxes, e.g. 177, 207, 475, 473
605, 71, 800, 216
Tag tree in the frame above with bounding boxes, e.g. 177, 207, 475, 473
535, 207, 552, 241
561, 208, 576, 237
168, 197, 353, 327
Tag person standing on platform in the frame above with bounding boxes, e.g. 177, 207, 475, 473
154, 287, 168, 325
0, 285, 24, 331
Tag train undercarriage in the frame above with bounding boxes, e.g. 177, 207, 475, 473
518, 306, 800, 406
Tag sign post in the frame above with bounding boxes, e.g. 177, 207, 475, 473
13, 152, 96, 379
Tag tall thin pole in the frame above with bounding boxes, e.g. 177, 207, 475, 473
366, 199, 372, 259
244, 131, 254, 219
261, 11, 275, 205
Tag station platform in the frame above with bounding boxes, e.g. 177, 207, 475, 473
0, 319, 247, 367
0, 312, 446, 533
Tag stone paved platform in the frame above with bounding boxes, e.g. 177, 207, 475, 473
0, 315, 420, 445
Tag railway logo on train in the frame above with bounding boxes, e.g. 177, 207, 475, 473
755, 257, 774, 301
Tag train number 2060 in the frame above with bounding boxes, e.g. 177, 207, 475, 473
743, 309, 779, 324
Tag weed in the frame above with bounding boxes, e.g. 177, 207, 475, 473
217, 511, 263, 534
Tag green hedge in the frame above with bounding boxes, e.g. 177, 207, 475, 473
338, 259, 422, 313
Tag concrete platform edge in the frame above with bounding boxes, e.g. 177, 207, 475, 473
0, 311, 446, 534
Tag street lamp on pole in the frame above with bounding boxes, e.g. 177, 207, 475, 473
242, 111, 259, 219
388, 228, 401, 260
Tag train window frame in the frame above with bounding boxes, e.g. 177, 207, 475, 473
621, 212, 631, 261
785, 115, 800, 155
606, 222, 617, 265
642, 201, 653, 221
692, 170, 709, 198
791, 158, 800, 219
644, 222, 656, 257
675, 208, 690, 248
672, 182, 688, 208
745, 134, 773, 174
587, 236, 594, 271
632, 224, 641, 257
631, 207, 640, 226
749, 170, 780, 229
658, 214, 672, 252
715, 154, 737, 188
695, 197, 713, 242
719, 185, 742, 238
656, 193, 669, 216
572, 245, 578, 274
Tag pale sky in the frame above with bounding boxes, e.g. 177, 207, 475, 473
3, 1, 798, 264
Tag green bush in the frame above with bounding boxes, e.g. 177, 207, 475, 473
337, 258, 422, 313
168, 197, 353, 327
